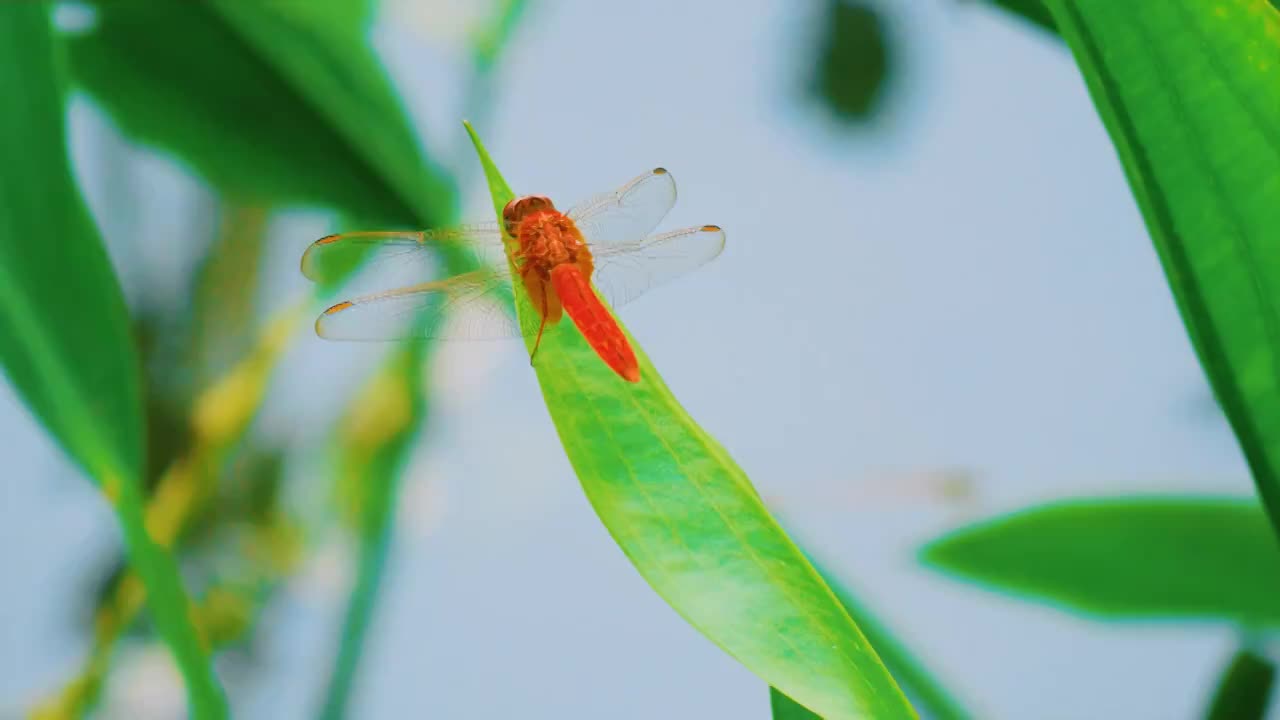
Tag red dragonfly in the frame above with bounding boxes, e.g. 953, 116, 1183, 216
300, 168, 725, 383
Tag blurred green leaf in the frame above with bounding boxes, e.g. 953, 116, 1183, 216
463, 123, 913, 720
67, 1, 453, 231
0, 6, 225, 718
210, 3, 454, 228
1204, 648, 1275, 720
1038, 0, 1280, 538
921, 497, 1280, 622
810, 0, 891, 122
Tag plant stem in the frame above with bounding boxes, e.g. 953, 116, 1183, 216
110, 472, 228, 719
318, 342, 426, 719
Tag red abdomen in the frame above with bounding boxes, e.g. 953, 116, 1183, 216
550, 264, 640, 383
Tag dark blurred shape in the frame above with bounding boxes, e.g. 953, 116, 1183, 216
809, 0, 891, 123
986, 0, 1057, 34
1203, 648, 1275, 720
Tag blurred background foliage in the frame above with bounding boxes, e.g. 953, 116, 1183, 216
5, 0, 1280, 718
23, 1, 475, 717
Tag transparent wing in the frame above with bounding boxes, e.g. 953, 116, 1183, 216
568, 168, 677, 249
300, 224, 508, 292
315, 269, 539, 341
592, 225, 726, 309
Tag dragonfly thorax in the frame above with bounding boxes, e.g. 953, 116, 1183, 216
510, 202, 590, 279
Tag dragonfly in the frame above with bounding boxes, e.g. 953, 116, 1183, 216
300, 168, 725, 383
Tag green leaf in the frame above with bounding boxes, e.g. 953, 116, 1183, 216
1204, 648, 1276, 720
463, 122, 914, 720
209, 3, 454, 227
920, 496, 1280, 622
67, 1, 453, 230
0, 6, 226, 718
1040, 1, 1280, 532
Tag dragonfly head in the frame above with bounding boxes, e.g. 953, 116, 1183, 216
503, 194, 557, 236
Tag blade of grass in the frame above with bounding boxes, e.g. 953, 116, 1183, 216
1040, 0, 1280, 534
463, 123, 914, 720
1203, 647, 1275, 720
0, 6, 226, 718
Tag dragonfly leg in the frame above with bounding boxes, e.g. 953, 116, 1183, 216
530, 280, 549, 366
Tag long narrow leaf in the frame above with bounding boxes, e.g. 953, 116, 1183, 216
0, 6, 225, 718
1041, 0, 1280, 532
463, 123, 913, 720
